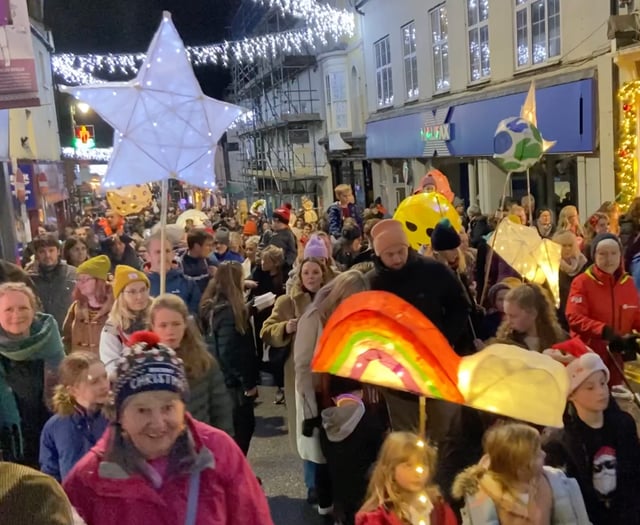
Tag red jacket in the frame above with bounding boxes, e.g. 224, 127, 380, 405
566, 264, 640, 384
63, 415, 273, 525
355, 502, 457, 525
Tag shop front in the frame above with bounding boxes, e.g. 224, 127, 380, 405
366, 75, 596, 215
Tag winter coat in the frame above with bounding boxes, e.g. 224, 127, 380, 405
327, 201, 363, 238
107, 244, 142, 272
63, 415, 274, 525
30, 263, 77, 329
39, 409, 109, 482
267, 227, 298, 270
148, 269, 201, 315
260, 280, 313, 452
186, 361, 234, 436
566, 264, 640, 385
355, 501, 457, 525
215, 249, 244, 264
557, 255, 588, 331
452, 464, 590, 525
543, 401, 640, 525
180, 252, 213, 294
99, 316, 147, 375
468, 216, 492, 249
62, 300, 112, 354
0, 313, 65, 467
203, 302, 258, 392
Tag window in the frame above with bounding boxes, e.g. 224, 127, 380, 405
402, 21, 419, 100
374, 36, 393, 107
515, 0, 560, 68
325, 70, 349, 130
430, 5, 449, 92
467, 0, 490, 81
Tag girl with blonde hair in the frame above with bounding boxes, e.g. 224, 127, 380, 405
453, 423, 590, 524
200, 261, 258, 455
357, 432, 456, 525
149, 294, 233, 434
40, 351, 110, 481
553, 230, 587, 330
496, 283, 566, 351
557, 205, 585, 251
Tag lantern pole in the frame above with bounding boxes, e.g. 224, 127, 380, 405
159, 178, 168, 294
419, 396, 426, 439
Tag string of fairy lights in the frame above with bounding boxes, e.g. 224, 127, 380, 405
52, 0, 355, 85
616, 80, 640, 209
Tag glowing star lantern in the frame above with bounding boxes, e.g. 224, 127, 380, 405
493, 117, 544, 173
311, 291, 464, 403
533, 238, 562, 308
106, 184, 152, 216
521, 81, 556, 153
60, 12, 245, 189
393, 192, 462, 250
458, 343, 569, 428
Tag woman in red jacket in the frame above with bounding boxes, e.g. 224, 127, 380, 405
63, 331, 272, 525
566, 233, 640, 387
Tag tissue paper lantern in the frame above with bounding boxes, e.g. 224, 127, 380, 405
106, 184, 152, 216
493, 116, 544, 173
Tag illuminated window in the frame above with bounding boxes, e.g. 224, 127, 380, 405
402, 21, 419, 100
374, 36, 393, 107
430, 5, 449, 92
467, 0, 490, 82
515, 0, 560, 69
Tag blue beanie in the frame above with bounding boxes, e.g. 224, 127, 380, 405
431, 218, 461, 251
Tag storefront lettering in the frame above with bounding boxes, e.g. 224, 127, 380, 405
421, 123, 450, 141
421, 107, 452, 157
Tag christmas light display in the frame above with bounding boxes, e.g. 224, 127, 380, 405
52, 0, 355, 84
617, 80, 640, 209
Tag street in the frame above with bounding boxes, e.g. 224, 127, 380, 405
248, 386, 324, 525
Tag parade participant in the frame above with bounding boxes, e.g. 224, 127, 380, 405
63, 332, 273, 525
557, 205, 585, 251
597, 201, 620, 235
94, 210, 124, 245
145, 233, 200, 315
267, 203, 298, 270
582, 212, 609, 264
0, 282, 65, 466
99, 265, 150, 374
453, 423, 590, 525
63, 237, 89, 268
243, 235, 261, 273
553, 231, 588, 330
328, 184, 363, 239
353, 218, 381, 265
544, 353, 640, 525
103, 234, 142, 272
213, 227, 244, 263
29, 233, 77, 329
180, 229, 216, 294
356, 432, 456, 525
535, 208, 556, 239
333, 224, 362, 271
39, 352, 110, 482
62, 255, 113, 354
200, 262, 258, 455
149, 294, 233, 435
477, 279, 519, 341
566, 233, 640, 387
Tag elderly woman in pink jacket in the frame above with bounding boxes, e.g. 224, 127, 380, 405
63, 331, 272, 525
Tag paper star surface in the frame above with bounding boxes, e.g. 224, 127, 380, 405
521, 80, 556, 153
62, 12, 245, 188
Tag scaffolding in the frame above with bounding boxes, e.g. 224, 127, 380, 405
229, 1, 327, 209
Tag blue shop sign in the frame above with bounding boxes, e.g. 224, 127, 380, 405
366, 78, 595, 159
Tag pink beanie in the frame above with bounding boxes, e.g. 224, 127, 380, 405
371, 219, 409, 255
304, 235, 328, 259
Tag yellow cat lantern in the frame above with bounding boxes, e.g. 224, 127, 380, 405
301, 196, 318, 224
393, 191, 462, 249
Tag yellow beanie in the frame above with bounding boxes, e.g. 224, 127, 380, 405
77, 255, 111, 281
112, 265, 150, 299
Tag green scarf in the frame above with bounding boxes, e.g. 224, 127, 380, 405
0, 313, 64, 460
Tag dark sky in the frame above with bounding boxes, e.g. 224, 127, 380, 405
45, 0, 242, 98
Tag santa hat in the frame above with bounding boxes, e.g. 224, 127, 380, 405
543, 338, 592, 364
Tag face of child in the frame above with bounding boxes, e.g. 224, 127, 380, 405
570, 370, 609, 412
394, 456, 428, 493
68, 362, 110, 409
152, 307, 186, 350
503, 300, 536, 334
519, 445, 546, 482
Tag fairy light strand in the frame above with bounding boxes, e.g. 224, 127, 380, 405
616, 80, 640, 209
52, 0, 355, 85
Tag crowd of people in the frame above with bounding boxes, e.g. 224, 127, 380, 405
1, 180, 640, 525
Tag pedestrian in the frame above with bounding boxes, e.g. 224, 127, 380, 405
213, 227, 244, 263
0, 282, 65, 466
63, 331, 273, 525
552, 231, 587, 331
267, 203, 298, 271
333, 223, 362, 270
39, 352, 110, 482
180, 229, 216, 294
356, 432, 457, 525
62, 255, 113, 354
535, 208, 556, 239
149, 294, 233, 435
99, 265, 151, 374
327, 184, 363, 239
63, 237, 89, 268
557, 205, 585, 251
582, 212, 610, 264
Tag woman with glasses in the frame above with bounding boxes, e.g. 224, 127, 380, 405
99, 265, 151, 374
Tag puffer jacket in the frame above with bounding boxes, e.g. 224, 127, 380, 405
452, 464, 590, 525
186, 361, 234, 436
30, 263, 77, 329
63, 415, 273, 525
566, 263, 640, 384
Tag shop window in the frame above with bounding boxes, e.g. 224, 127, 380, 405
515, 0, 561, 69
402, 21, 419, 100
374, 36, 393, 107
467, 0, 490, 82
429, 4, 450, 93
325, 70, 349, 131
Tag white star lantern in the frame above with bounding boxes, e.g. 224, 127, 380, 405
61, 11, 245, 189
520, 80, 556, 153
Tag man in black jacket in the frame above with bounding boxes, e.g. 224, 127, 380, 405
366, 219, 472, 434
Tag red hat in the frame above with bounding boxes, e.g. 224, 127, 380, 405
543, 337, 592, 365
274, 203, 292, 224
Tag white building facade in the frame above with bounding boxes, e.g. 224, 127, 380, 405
359, 0, 614, 216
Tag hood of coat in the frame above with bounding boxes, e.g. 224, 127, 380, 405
0, 312, 62, 362
321, 400, 365, 442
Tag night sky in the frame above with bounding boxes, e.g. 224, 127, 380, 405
45, 0, 243, 146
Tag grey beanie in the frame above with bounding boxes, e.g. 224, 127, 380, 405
214, 228, 230, 246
